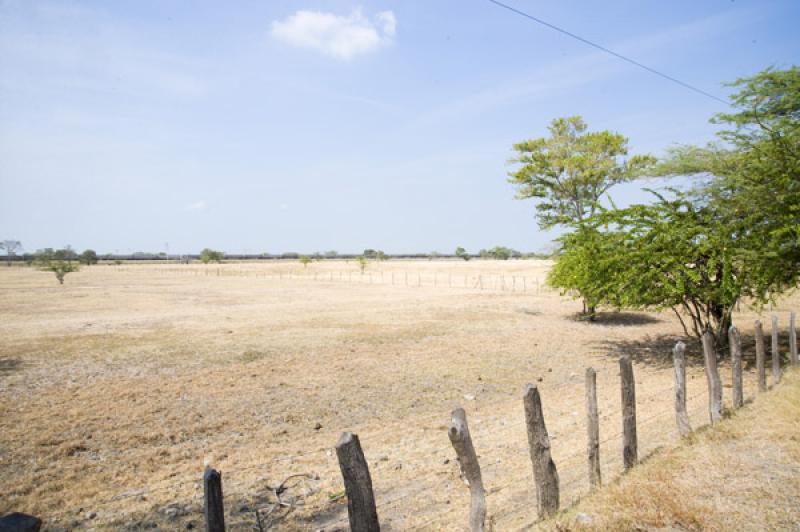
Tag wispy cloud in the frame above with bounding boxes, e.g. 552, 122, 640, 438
186, 200, 207, 211
270, 8, 396, 60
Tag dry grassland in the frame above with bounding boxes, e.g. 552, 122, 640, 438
0, 260, 797, 530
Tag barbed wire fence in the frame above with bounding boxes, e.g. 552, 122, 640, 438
37, 310, 798, 531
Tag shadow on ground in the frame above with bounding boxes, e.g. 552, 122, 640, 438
0, 358, 23, 377
568, 311, 661, 327
594, 334, 702, 370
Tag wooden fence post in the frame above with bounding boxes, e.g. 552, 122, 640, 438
585, 368, 601, 488
673, 342, 692, 436
702, 331, 723, 423
771, 315, 781, 385
619, 356, 637, 470
448, 408, 486, 532
523, 384, 559, 518
204, 468, 225, 532
755, 320, 767, 392
335, 432, 380, 532
791, 311, 798, 365
729, 326, 744, 409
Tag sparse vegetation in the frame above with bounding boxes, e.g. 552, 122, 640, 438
199, 248, 224, 264
356, 255, 368, 273
455, 246, 470, 261
33, 247, 80, 284
79, 249, 98, 265
299, 255, 312, 268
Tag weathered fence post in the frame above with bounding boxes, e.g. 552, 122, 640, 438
729, 326, 743, 409
619, 356, 637, 470
523, 384, 559, 518
673, 342, 692, 436
448, 408, 486, 532
335, 432, 380, 532
702, 331, 723, 423
771, 315, 781, 384
204, 468, 225, 532
585, 368, 601, 487
790, 311, 798, 365
755, 320, 766, 392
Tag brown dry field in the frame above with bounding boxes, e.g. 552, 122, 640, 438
0, 260, 797, 531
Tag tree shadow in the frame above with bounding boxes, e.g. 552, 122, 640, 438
568, 311, 661, 327
594, 334, 704, 370
0, 358, 23, 377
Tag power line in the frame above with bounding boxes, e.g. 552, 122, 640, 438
486, 0, 730, 106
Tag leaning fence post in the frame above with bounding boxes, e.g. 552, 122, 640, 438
673, 342, 692, 436
523, 384, 559, 518
448, 408, 486, 532
619, 356, 637, 470
335, 432, 380, 532
771, 315, 781, 385
702, 331, 723, 423
790, 311, 798, 365
729, 326, 743, 409
204, 468, 225, 532
755, 320, 766, 392
585, 368, 601, 488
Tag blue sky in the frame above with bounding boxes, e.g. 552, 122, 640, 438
1, 0, 798, 255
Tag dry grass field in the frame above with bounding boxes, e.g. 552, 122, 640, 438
0, 260, 797, 530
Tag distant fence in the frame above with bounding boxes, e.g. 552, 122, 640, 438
114, 264, 555, 294
35, 312, 797, 531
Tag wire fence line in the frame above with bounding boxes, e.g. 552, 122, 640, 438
111, 263, 556, 295
40, 310, 796, 531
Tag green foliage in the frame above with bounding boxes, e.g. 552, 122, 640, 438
79, 249, 98, 265
650, 66, 800, 305
549, 66, 800, 345
363, 249, 377, 259
299, 255, 311, 267
34, 248, 80, 285
455, 246, 470, 261
356, 255, 368, 273
478, 246, 519, 260
199, 248, 224, 264
375, 250, 388, 261
508, 116, 655, 229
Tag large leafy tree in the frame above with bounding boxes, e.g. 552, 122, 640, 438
549, 66, 799, 347
651, 66, 800, 303
508, 116, 654, 228
509, 115, 654, 318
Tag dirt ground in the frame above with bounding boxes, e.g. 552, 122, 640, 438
0, 260, 797, 530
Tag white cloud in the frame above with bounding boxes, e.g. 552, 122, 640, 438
270, 8, 396, 60
186, 200, 207, 211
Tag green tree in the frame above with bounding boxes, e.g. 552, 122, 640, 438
375, 250, 388, 261
509, 116, 654, 318
34, 248, 80, 285
199, 248, 224, 264
356, 255, 368, 273
299, 255, 312, 268
508, 116, 655, 229
455, 246, 470, 261
550, 66, 800, 345
79, 249, 98, 265
651, 66, 800, 303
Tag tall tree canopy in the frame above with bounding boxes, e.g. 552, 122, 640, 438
508, 116, 654, 229
548, 66, 800, 347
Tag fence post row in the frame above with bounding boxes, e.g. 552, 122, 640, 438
448, 408, 487, 532
523, 384, 560, 518
585, 368, 601, 488
335, 432, 380, 532
204, 468, 225, 532
771, 315, 781, 385
619, 356, 638, 470
702, 331, 723, 423
672, 342, 692, 437
755, 320, 767, 392
729, 326, 744, 409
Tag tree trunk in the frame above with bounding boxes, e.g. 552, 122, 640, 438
710, 302, 730, 351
